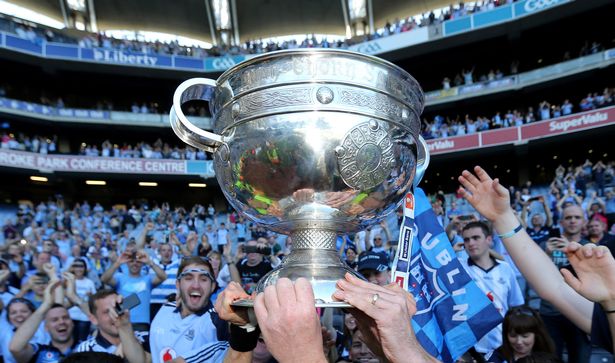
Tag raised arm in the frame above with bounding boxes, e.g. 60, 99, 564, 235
542, 196, 554, 227
135, 222, 154, 249
63, 272, 90, 316
520, 203, 529, 229
10, 281, 60, 363
137, 250, 166, 287
101, 253, 131, 287
111, 299, 146, 363
223, 243, 241, 283
458, 166, 593, 333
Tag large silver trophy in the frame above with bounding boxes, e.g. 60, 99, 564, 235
170, 49, 428, 307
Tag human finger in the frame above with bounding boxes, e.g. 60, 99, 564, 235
561, 268, 582, 292
461, 169, 482, 189
340, 273, 396, 297
337, 288, 396, 319
458, 173, 478, 194
253, 293, 268, 326
294, 278, 315, 305
384, 283, 417, 316
263, 284, 280, 312
474, 166, 493, 183
275, 278, 296, 306
492, 178, 509, 197
595, 245, 610, 258
335, 278, 396, 302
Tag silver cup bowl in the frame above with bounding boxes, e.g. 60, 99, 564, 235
170, 49, 427, 306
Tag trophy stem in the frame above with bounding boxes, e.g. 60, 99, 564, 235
290, 229, 337, 250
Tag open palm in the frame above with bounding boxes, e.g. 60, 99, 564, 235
458, 166, 511, 221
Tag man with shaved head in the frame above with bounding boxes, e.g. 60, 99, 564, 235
540, 204, 591, 363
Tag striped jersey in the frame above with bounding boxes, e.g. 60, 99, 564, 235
151, 260, 180, 304
149, 302, 229, 363
75, 330, 149, 354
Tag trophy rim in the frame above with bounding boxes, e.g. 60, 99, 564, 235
217, 48, 423, 105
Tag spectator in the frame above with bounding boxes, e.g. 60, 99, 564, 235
9, 280, 83, 363
356, 251, 390, 286
459, 221, 524, 356
75, 289, 147, 363
149, 257, 255, 363
235, 240, 276, 294
65, 259, 96, 342
0, 298, 49, 363
149, 242, 179, 318
100, 248, 167, 333
521, 196, 554, 245
588, 219, 615, 249
489, 306, 556, 363
458, 166, 615, 355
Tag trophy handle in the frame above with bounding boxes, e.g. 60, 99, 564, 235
170, 78, 224, 153
414, 135, 430, 187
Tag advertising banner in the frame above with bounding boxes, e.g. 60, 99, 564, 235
0, 149, 215, 177
521, 107, 614, 140
348, 27, 429, 55
426, 134, 480, 155
514, 0, 569, 17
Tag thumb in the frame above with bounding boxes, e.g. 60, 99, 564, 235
561, 268, 582, 292
493, 179, 508, 198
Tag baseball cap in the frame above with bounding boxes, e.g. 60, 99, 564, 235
357, 251, 389, 272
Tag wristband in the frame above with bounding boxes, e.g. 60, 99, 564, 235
229, 323, 260, 352
497, 224, 523, 239
605, 308, 615, 314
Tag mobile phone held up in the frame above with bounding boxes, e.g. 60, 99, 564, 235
115, 293, 141, 315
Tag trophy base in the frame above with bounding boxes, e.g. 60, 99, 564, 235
239, 245, 365, 308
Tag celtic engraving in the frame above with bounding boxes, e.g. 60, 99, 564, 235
340, 90, 405, 120
238, 88, 312, 115
336, 120, 395, 190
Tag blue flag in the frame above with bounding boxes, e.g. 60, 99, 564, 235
406, 188, 502, 362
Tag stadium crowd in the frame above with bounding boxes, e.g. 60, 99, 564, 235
0, 158, 613, 362
1, 0, 521, 59
1, 84, 612, 163
0, 132, 209, 161
421, 86, 614, 139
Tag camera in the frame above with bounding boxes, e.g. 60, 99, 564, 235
244, 245, 272, 255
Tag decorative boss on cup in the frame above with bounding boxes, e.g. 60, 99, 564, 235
170, 49, 428, 307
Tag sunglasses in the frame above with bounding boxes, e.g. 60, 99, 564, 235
177, 268, 214, 281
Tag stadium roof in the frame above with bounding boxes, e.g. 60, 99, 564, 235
13, 0, 451, 43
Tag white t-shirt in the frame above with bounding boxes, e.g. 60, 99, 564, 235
216, 229, 229, 247
69, 277, 96, 321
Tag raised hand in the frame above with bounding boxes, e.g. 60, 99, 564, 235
136, 250, 151, 265
42, 262, 57, 278
43, 280, 62, 308
62, 272, 79, 303
561, 242, 615, 309
0, 269, 10, 283
117, 251, 133, 265
546, 237, 569, 254
458, 166, 512, 221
